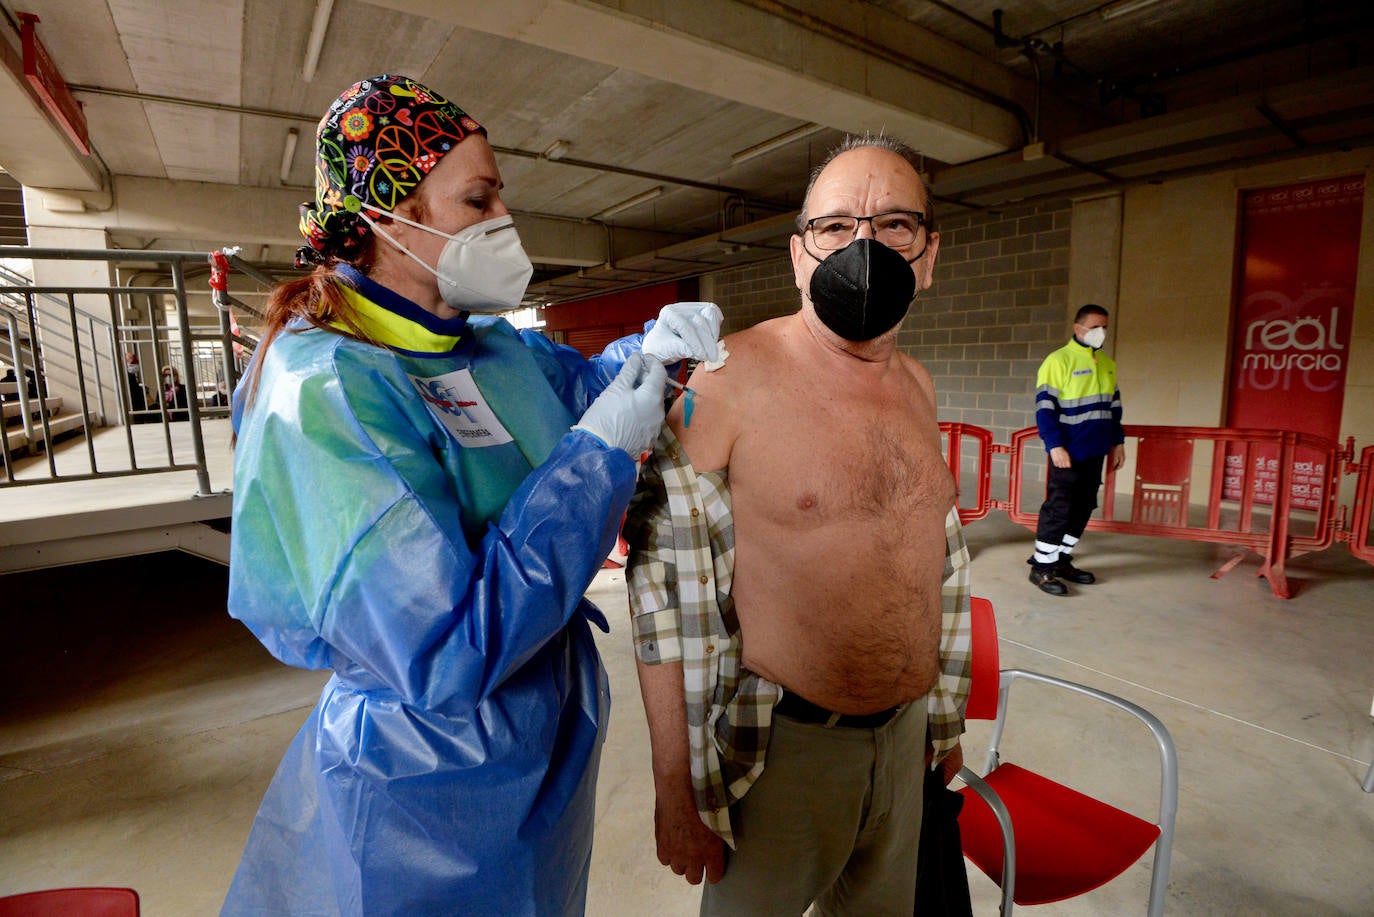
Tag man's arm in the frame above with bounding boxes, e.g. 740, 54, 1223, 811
624, 424, 732, 885
634, 659, 726, 884
926, 508, 972, 775
1034, 351, 1067, 461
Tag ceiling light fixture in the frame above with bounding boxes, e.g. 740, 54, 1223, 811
1099, 0, 1166, 22
301, 0, 335, 82
730, 122, 825, 166
592, 186, 664, 220
543, 140, 571, 161
280, 128, 299, 185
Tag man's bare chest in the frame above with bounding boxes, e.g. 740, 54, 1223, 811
729, 394, 954, 528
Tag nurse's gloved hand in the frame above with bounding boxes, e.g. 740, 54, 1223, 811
642, 302, 723, 365
574, 353, 668, 457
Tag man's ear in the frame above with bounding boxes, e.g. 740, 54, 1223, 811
789, 233, 807, 292
918, 231, 940, 291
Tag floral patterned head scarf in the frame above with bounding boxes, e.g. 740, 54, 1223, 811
297, 74, 484, 266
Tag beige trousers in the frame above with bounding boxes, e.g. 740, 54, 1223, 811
700, 700, 928, 916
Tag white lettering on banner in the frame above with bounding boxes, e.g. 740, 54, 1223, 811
1221, 452, 1326, 504
1244, 307, 1344, 352
408, 368, 514, 448
1238, 299, 1348, 393
1242, 352, 1343, 372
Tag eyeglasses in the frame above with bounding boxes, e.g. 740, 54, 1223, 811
804, 211, 926, 251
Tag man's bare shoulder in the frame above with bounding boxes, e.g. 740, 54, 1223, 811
893, 350, 938, 406
666, 315, 798, 471
706, 317, 794, 381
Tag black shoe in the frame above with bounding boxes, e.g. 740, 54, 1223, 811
1029, 569, 1068, 596
1054, 560, 1096, 584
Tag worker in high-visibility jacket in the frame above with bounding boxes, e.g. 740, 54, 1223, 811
1028, 303, 1126, 596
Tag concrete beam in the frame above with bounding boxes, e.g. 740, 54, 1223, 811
0, 27, 108, 193
0, 521, 231, 573
24, 177, 307, 248
23, 175, 686, 266
369, 0, 1027, 162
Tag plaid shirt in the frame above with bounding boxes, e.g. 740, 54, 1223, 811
625, 425, 972, 845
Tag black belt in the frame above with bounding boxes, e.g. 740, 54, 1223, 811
774, 690, 904, 729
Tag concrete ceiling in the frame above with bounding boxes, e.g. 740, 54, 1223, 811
1, 0, 1371, 305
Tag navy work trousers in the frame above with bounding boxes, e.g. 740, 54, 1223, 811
1033, 454, 1105, 564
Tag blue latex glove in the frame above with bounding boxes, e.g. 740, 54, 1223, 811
642, 301, 723, 364
573, 352, 668, 457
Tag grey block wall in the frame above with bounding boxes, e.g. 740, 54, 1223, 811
902, 201, 1072, 446
705, 259, 801, 335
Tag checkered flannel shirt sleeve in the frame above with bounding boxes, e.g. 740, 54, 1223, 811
926, 507, 973, 766
624, 435, 684, 665
625, 428, 734, 665
624, 426, 762, 846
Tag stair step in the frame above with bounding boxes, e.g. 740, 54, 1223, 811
4, 411, 85, 454
2, 394, 63, 422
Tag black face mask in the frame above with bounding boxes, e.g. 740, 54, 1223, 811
807, 238, 918, 342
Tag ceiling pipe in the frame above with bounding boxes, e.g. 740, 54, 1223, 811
944, 127, 1374, 213
69, 84, 318, 124
496, 143, 777, 203
991, 7, 1164, 116
66, 84, 794, 210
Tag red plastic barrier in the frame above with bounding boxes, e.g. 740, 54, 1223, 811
940, 422, 994, 523
999, 425, 1352, 599
1347, 445, 1374, 565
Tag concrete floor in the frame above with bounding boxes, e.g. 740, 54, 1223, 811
1, 513, 1372, 915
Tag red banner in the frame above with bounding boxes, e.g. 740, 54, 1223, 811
1223, 175, 1363, 508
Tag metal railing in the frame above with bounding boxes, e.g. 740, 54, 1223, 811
0, 246, 267, 494
941, 421, 1372, 599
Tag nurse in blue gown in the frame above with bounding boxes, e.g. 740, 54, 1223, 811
223, 74, 721, 916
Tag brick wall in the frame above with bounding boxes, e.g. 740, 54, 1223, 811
902, 201, 1072, 446
701, 258, 799, 334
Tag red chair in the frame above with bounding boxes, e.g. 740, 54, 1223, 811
0, 887, 139, 916
955, 597, 1178, 916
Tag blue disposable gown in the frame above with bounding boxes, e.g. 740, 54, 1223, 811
224, 269, 638, 916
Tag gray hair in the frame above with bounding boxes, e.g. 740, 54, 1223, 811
796, 133, 935, 234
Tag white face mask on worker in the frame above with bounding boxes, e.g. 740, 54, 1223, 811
1082, 326, 1107, 349
362, 211, 533, 313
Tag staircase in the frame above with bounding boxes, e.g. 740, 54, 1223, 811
1, 379, 86, 455
0, 264, 100, 468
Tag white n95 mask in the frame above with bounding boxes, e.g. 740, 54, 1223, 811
361, 211, 533, 313
1082, 326, 1107, 349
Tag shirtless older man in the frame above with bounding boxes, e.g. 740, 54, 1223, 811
626, 135, 972, 915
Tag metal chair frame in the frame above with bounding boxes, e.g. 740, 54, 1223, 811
958, 663, 1179, 915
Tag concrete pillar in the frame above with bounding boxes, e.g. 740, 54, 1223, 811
1067, 191, 1123, 321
